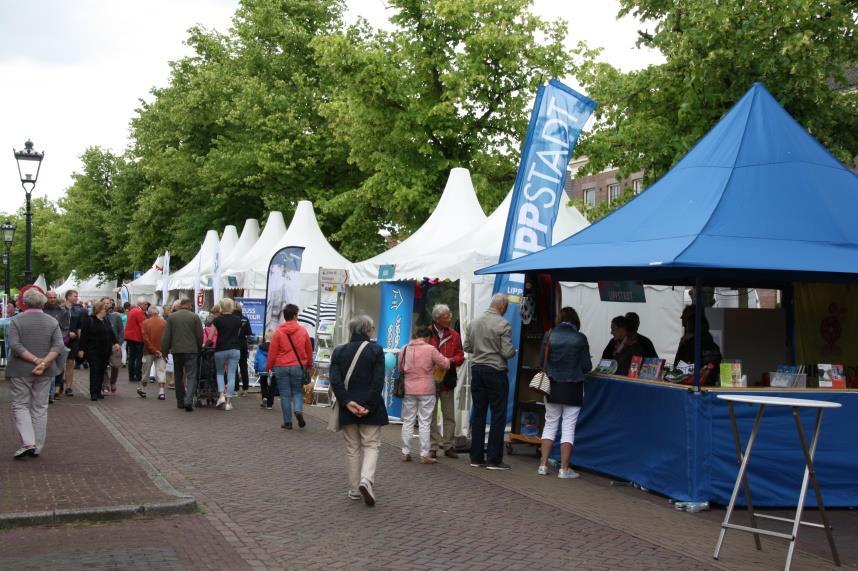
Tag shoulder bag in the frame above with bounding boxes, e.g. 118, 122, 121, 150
393, 346, 407, 398
528, 330, 552, 396
285, 332, 311, 385
327, 341, 370, 432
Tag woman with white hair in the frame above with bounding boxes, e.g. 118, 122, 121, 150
329, 315, 387, 506
7, 288, 66, 458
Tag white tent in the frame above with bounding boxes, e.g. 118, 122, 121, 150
34, 274, 47, 291
55, 272, 115, 301
54, 272, 80, 295
219, 219, 260, 280
198, 225, 239, 290
169, 230, 220, 291
222, 211, 287, 297
274, 200, 350, 307
348, 168, 488, 285
126, 254, 164, 302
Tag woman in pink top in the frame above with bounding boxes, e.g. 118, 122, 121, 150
399, 326, 450, 463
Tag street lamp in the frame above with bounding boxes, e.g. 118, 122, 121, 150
1, 222, 15, 301
13, 140, 44, 285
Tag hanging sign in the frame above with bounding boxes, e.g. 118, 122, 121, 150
263, 246, 305, 333
598, 281, 647, 303
378, 264, 395, 280
235, 297, 266, 336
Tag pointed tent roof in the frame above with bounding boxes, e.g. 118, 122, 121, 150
77, 274, 115, 301
169, 230, 220, 290
275, 201, 350, 273
55, 272, 81, 295
479, 83, 858, 286
127, 254, 164, 297
348, 168, 488, 285
221, 219, 260, 271
223, 211, 287, 292
34, 274, 47, 290
198, 225, 239, 290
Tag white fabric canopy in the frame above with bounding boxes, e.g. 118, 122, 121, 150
220, 219, 260, 278
55, 272, 115, 301
34, 274, 47, 291
222, 211, 287, 297
275, 201, 350, 307
126, 254, 164, 301
54, 272, 80, 295
169, 230, 220, 291
198, 225, 239, 290
348, 168, 487, 285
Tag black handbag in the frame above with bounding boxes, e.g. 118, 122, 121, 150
393, 346, 407, 398
285, 332, 311, 385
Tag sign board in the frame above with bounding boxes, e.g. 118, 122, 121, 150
236, 297, 265, 336
132, 271, 142, 280
378, 264, 395, 280
196, 292, 205, 308
319, 268, 348, 286
597, 281, 646, 303
119, 285, 130, 305
226, 276, 238, 287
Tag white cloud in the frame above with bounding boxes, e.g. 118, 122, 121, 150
0, 0, 661, 213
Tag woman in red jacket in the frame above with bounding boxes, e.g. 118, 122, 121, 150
266, 304, 313, 429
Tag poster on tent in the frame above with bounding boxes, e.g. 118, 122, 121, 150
264, 246, 305, 333
492, 79, 596, 420
161, 251, 170, 306
236, 297, 265, 337
377, 281, 415, 420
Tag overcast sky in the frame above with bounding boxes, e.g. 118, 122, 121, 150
0, 0, 662, 213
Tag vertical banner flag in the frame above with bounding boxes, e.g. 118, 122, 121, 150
235, 298, 266, 337
193, 252, 202, 314
161, 251, 170, 306
211, 240, 222, 306
493, 79, 596, 420
377, 281, 415, 420
264, 246, 305, 334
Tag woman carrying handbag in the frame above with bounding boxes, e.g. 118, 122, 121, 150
328, 315, 387, 506
536, 307, 592, 479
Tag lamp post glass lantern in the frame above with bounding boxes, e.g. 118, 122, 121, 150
13, 140, 43, 285
1, 221, 15, 297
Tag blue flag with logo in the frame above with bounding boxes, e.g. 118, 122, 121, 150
377, 281, 415, 420
493, 80, 596, 420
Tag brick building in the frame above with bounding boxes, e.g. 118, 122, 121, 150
563, 157, 645, 206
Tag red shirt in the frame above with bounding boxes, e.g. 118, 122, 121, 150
124, 306, 146, 342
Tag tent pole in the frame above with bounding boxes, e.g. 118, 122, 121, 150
783, 283, 797, 365
693, 277, 703, 392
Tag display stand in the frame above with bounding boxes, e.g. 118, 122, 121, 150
311, 322, 334, 406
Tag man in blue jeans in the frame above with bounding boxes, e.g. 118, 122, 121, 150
464, 293, 516, 470
266, 304, 313, 430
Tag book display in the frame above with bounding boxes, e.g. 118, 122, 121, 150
627, 356, 643, 378
639, 358, 665, 381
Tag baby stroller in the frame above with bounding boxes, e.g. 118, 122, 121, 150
195, 347, 219, 407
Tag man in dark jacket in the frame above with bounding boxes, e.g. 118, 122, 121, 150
161, 298, 203, 411
43, 290, 70, 402
329, 315, 387, 506
232, 302, 254, 396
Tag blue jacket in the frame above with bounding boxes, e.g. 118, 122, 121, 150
539, 323, 592, 383
254, 343, 269, 376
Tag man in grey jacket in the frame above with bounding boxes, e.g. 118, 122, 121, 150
464, 293, 516, 470
161, 298, 203, 411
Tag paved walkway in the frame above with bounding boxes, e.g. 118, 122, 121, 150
1, 369, 854, 570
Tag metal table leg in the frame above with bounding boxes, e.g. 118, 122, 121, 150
726, 402, 763, 551
714, 403, 766, 560
785, 407, 840, 570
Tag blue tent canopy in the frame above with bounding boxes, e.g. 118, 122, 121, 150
477, 83, 858, 286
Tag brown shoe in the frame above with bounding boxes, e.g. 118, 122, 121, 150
400, 453, 412, 462
429, 450, 437, 459
420, 456, 438, 464
444, 448, 459, 459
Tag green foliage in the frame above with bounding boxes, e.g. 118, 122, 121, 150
0, 198, 63, 289
574, 0, 858, 188
570, 186, 639, 223
313, 0, 573, 257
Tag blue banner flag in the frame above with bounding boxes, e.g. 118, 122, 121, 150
236, 297, 266, 336
492, 79, 596, 419
264, 246, 305, 334
377, 281, 415, 420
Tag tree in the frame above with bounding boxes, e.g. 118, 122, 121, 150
1, 198, 64, 289
313, 0, 573, 257
573, 0, 858, 204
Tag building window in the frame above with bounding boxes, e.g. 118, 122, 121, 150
608, 183, 621, 202
583, 188, 596, 206
633, 178, 644, 195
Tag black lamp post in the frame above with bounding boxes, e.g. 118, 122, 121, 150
13, 140, 44, 285
1, 222, 15, 301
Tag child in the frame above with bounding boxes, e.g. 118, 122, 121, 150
255, 330, 275, 410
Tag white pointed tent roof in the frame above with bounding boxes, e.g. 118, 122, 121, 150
127, 254, 164, 298
348, 168, 488, 285
55, 272, 80, 295
199, 225, 239, 290
34, 274, 47, 290
223, 211, 287, 294
275, 201, 350, 272
221, 219, 259, 271
169, 230, 220, 290
78, 274, 116, 300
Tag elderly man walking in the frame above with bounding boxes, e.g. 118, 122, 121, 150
139, 306, 168, 400
464, 293, 516, 470
161, 298, 203, 411
124, 297, 149, 385
428, 303, 464, 459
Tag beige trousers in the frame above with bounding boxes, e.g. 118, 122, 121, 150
342, 423, 382, 492
141, 354, 167, 384
10, 376, 52, 453
430, 389, 456, 451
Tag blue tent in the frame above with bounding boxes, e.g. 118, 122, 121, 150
477, 83, 858, 286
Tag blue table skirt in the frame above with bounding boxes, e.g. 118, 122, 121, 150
559, 375, 858, 507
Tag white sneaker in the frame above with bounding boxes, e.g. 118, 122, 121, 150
358, 478, 375, 506
224, 401, 233, 411
537, 465, 549, 476
347, 490, 362, 501
558, 468, 581, 479
215, 394, 226, 408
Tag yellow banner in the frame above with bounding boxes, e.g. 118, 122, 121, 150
795, 283, 858, 364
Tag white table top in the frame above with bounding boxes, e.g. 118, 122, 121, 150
717, 394, 841, 409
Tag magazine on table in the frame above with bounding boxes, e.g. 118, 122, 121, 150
818, 364, 846, 388
639, 358, 665, 381
627, 355, 643, 378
